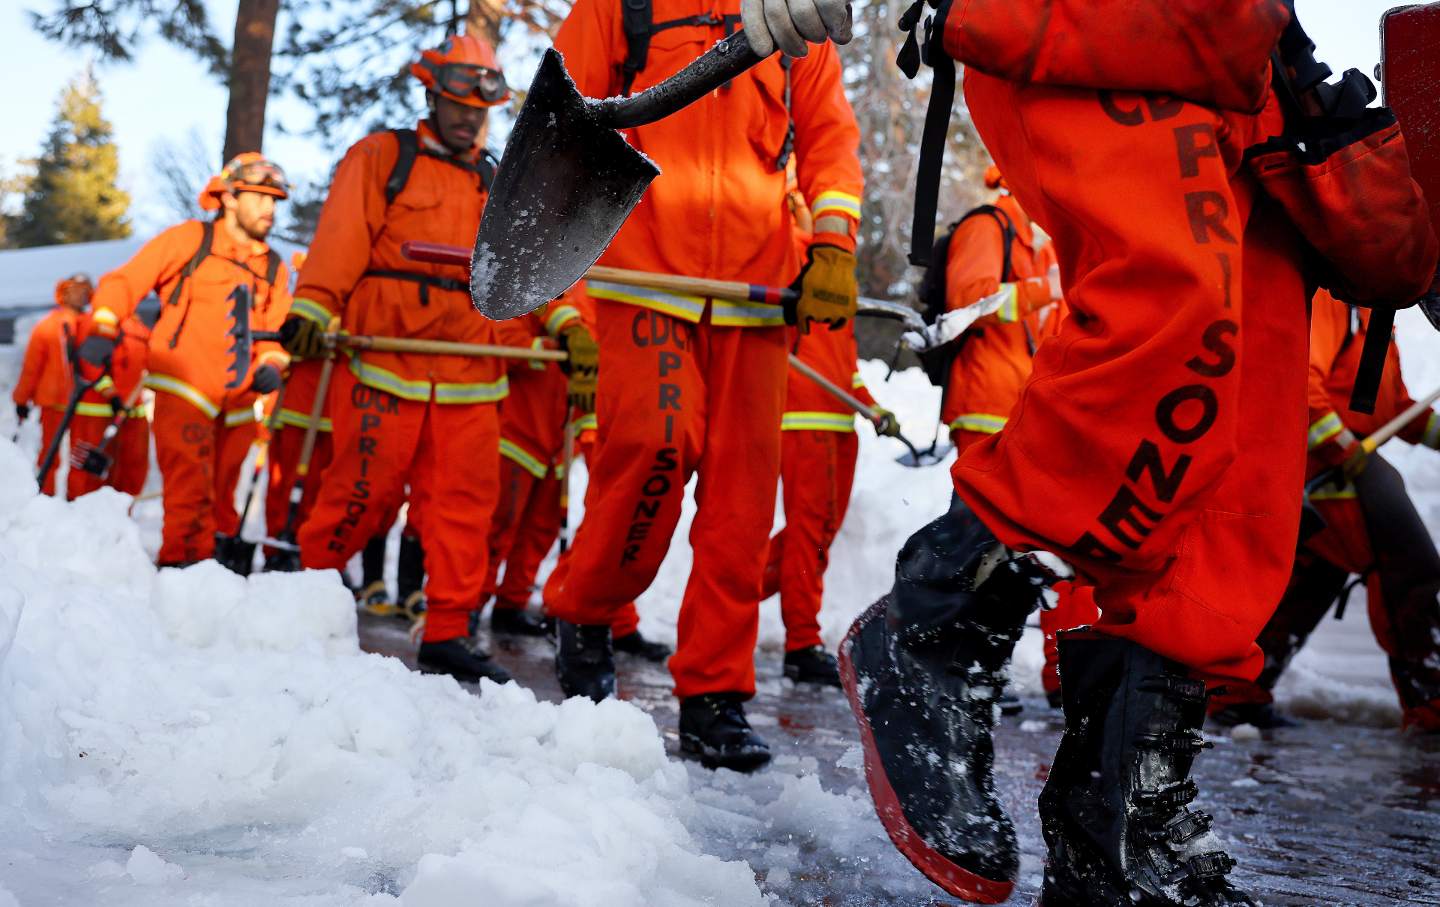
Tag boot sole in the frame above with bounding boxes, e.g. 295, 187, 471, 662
678, 733, 772, 773
838, 598, 1015, 905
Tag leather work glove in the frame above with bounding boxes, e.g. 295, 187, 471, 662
279, 315, 328, 360
77, 334, 116, 368
740, 0, 852, 57
871, 407, 901, 438
788, 244, 858, 334
251, 364, 283, 395
15, 403, 30, 422
559, 323, 599, 414
1335, 428, 1369, 482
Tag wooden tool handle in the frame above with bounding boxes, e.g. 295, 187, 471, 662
787, 353, 878, 421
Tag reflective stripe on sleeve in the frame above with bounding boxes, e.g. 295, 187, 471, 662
949, 413, 1008, 435
290, 297, 334, 326
811, 190, 862, 220
781, 411, 856, 432
1307, 412, 1345, 449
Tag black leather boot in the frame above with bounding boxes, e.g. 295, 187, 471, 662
491, 606, 551, 637
613, 629, 672, 662
555, 621, 615, 702
1039, 634, 1257, 906
678, 693, 771, 772
783, 645, 841, 687
838, 500, 1047, 904
214, 533, 256, 576
417, 636, 513, 685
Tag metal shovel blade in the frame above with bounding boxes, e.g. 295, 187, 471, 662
895, 439, 954, 468
472, 49, 659, 320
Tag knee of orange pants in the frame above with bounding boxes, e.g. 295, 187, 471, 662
541, 545, 642, 636
66, 414, 108, 499
299, 369, 415, 575
954, 72, 1308, 683
152, 393, 218, 564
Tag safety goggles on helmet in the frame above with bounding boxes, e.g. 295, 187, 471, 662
431, 63, 509, 104
65, 272, 93, 286
221, 156, 291, 199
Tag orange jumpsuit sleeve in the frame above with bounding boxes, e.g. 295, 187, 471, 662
291, 134, 398, 326
553, 0, 623, 100
851, 369, 877, 409
13, 315, 58, 406
790, 41, 863, 253
1306, 291, 1349, 459
90, 222, 205, 332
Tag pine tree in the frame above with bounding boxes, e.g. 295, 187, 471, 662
11, 69, 131, 248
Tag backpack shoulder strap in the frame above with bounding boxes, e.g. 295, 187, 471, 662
775, 55, 795, 172
477, 149, 499, 192
167, 220, 215, 307
621, 0, 654, 97
264, 250, 282, 287
958, 204, 1017, 283
386, 128, 420, 205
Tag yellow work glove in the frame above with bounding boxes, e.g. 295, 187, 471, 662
788, 244, 858, 334
279, 315, 328, 360
1335, 429, 1369, 482
871, 407, 901, 438
560, 323, 599, 414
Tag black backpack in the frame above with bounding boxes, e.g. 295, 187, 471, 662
619, 0, 795, 171
912, 204, 1015, 386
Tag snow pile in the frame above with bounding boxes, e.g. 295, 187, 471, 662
0, 436, 763, 905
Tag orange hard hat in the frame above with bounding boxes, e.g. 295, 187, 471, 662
54, 272, 93, 306
411, 33, 509, 109
983, 165, 1007, 191
198, 152, 291, 211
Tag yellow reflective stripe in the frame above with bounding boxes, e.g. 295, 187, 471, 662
434, 378, 509, 404
811, 190, 862, 220
995, 284, 1020, 324
588, 280, 706, 322
277, 408, 333, 432
127, 405, 147, 419
545, 304, 582, 335
710, 301, 785, 327
949, 413, 1008, 434
573, 412, 597, 433
145, 374, 219, 419
92, 308, 119, 329
95, 375, 115, 395
528, 337, 549, 371
850, 372, 865, 390
1307, 412, 1344, 449
1423, 412, 1440, 450
1309, 480, 1358, 502
258, 349, 290, 369
348, 355, 432, 402
290, 297, 334, 326
499, 438, 549, 478
75, 402, 114, 418
782, 411, 856, 432
224, 407, 258, 427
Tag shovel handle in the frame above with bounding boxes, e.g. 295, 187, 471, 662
253, 329, 567, 362
594, 29, 766, 130
787, 354, 878, 421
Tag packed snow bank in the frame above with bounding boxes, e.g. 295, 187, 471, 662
0, 436, 763, 906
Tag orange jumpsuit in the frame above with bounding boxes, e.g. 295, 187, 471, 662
1218, 291, 1440, 728
68, 315, 151, 498
542, 0, 863, 699
295, 121, 531, 643
265, 358, 334, 545
954, 72, 1311, 684
13, 302, 81, 496
91, 220, 291, 565
760, 324, 874, 652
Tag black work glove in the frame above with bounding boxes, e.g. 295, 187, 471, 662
78, 334, 116, 368
279, 315, 328, 360
109, 396, 126, 416
250, 364, 283, 394
15, 403, 30, 422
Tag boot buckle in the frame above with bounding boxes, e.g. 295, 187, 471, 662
1174, 851, 1237, 884
1135, 730, 1213, 755
1133, 779, 1198, 816
1150, 808, 1213, 846
1139, 674, 1208, 704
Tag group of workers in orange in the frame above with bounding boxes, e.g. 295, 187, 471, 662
9, 2, 1440, 901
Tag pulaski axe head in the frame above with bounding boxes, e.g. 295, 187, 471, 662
471, 49, 660, 320
224, 283, 253, 390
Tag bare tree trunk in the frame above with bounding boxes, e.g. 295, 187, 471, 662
465, 0, 506, 47
223, 0, 281, 162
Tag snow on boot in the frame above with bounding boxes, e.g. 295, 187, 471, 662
838, 501, 1048, 904
1038, 635, 1257, 907
613, 630, 672, 662
678, 693, 771, 772
356, 580, 396, 617
555, 621, 615, 702
491, 606, 550, 637
417, 636, 513, 685
783, 645, 842, 687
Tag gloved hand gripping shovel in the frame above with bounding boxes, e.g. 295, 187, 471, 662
784, 354, 935, 465
469, 18, 847, 320
70, 377, 148, 479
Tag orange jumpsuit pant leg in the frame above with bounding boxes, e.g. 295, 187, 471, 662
152, 393, 218, 565
406, 400, 500, 642
213, 412, 258, 538
110, 417, 150, 497
489, 460, 561, 610
300, 367, 417, 578
1040, 581, 1101, 700
266, 424, 334, 547
956, 73, 1309, 683
770, 429, 858, 652
36, 407, 68, 497
67, 414, 108, 498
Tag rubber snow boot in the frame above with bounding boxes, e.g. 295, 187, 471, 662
679, 693, 772, 772
396, 533, 425, 621
783, 646, 842, 687
356, 580, 396, 616
838, 500, 1049, 904
555, 621, 615, 701
417, 636, 513, 685
491, 606, 550, 637
1038, 635, 1257, 907
613, 630, 672, 662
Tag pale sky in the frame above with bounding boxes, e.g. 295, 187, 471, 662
0, 0, 1399, 234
